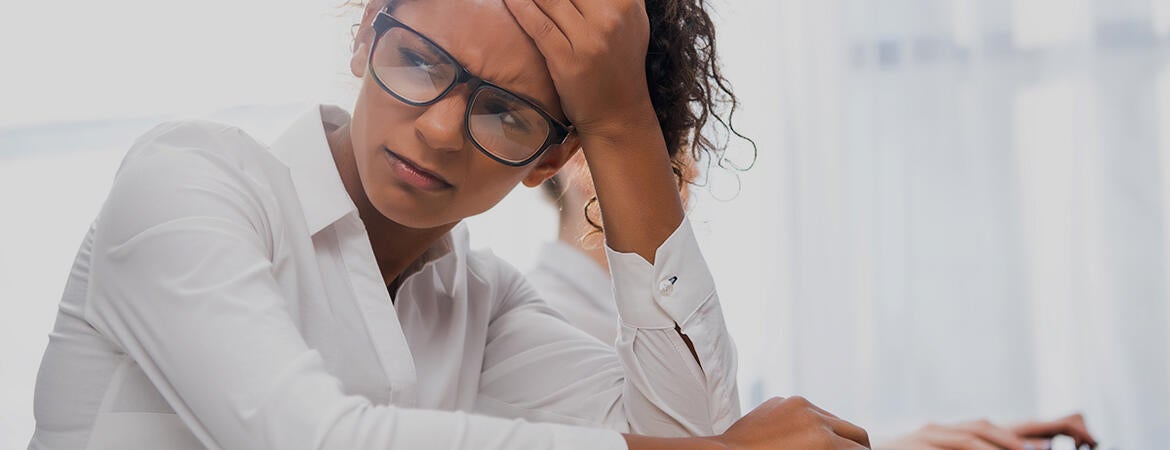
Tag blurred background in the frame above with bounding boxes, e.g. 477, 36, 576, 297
2, 0, 1168, 448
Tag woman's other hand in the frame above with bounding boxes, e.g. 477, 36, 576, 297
719, 396, 871, 449
624, 396, 871, 450
710, 396, 871, 450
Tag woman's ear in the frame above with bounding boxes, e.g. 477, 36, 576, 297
350, 37, 371, 77
522, 136, 582, 188
349, 1, 385, 77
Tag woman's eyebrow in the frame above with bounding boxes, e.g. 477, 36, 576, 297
509, 86, 556, 116
452, 55, 553, 113
415, 26, 561, 119
494, 71, 562, 119
409, 40, 443, 57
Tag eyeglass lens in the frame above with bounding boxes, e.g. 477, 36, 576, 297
371, 25, 553, 163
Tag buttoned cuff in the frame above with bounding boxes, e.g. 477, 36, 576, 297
605, 218, 717, 329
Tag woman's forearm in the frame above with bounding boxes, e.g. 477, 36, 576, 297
579, 100, 685, 265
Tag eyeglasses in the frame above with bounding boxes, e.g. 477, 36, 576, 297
368, 12, 574, 167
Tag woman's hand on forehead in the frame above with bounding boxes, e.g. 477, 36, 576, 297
502, 0, 655, 140
506, 0, 686, 264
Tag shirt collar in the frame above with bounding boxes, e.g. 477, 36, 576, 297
269, 104, 468, 296
269, 104, 357, 236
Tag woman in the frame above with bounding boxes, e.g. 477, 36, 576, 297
29, 0, 871, 449
531, 160, 1099, 450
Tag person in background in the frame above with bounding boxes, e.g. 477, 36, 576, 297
529, 155, 1099, 450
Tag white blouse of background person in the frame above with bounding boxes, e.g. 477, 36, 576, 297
528, 238, 621, 344
29, 105, 741, 450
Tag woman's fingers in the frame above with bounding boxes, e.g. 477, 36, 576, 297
530, 0, 584, 39
805, 400, 870, 447
505, 0, 650, 131
806, 401, 842, 419
829, 434, 872, 450
784, 397, 869, 447
719, 396, 872, 450
823, 414, 871, 448
503, 0, 572, 56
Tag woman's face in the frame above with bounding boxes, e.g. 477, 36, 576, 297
348, 0, 577, 229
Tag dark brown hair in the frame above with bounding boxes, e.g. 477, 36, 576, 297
578, 0, 756, 231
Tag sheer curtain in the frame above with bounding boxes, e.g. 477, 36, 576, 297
745, 0, 1170, 447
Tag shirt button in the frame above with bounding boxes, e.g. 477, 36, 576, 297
658, 276, 678, 296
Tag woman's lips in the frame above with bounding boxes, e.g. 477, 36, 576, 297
382, 148, 453, 192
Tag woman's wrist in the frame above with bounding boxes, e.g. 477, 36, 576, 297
575, 97, 660, 148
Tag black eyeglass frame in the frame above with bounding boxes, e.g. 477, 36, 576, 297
368, 11, 575, 167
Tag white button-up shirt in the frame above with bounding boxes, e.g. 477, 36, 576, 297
30, 105, 740, 450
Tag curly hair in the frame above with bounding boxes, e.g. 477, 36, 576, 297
575, 0, 755, 232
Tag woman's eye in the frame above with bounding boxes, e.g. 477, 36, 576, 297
400, 49, 439, 72
486, 102, 532, 133
503, 113, 530, 131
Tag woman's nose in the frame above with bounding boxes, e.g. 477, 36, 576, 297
414, 89, 469, 154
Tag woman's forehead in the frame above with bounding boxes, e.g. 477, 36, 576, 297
389, 0, 561, 114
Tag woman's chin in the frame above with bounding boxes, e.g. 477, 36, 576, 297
369, 193, 453, 230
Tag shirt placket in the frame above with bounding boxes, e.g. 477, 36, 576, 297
335, 213, 419, 406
